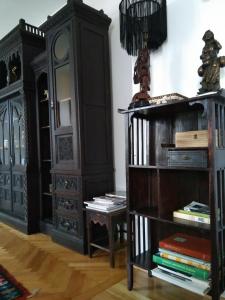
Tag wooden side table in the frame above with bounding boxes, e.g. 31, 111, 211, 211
86, 208, 126, 268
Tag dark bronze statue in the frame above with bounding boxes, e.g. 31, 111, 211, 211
198, 30, 225, 94
131, 48, 151, 107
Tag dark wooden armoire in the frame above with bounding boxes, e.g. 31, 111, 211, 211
0, 19, 45, 233
34, 0, 114, 253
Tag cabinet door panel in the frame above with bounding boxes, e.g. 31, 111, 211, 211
10, 99, 25, 217
11, 99, 25, 167
0, 102, 11, 213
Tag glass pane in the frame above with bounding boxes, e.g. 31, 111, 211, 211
56, 64, 72, 127
12, 103, 25, 166
3, 110, 9, 165
0, 106, 5, 165
21, 126, 25, 165
13, 107, 20, 165
54, 32, 69, 60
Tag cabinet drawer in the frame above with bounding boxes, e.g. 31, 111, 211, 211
168, 149, 208, 168
55, 195, 80, 214
55, 212, 80, 236
55, 175, 81, 193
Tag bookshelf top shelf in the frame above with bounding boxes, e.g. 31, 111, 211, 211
118, 89, 225, 115
129, 165, 209, 172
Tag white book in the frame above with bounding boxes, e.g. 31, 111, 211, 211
151, 267, 210, 296
130, 122, 133, 164
158, 266, 209, 288
135, 215, 139, 255
143, 120, 147, 165
138, 118, 143, 165
133, 118, 138, 165
144, 217, 149, 251
86, 205, 126, 213
140, 216, 144, 253
84, 201, 115, 208
92, 196, 126, 205
105, 191, 126, 199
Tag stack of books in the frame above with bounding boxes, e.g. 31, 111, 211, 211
151, 233, 211, 295
173, 201, 210, 225
84, 191, 126, 213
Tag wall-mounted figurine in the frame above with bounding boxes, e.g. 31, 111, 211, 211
198, 30, 225, 94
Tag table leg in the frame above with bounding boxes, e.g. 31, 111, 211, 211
87, 220, 92, 258
108, 218, 115, 268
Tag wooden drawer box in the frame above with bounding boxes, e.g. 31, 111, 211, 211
175, 130, 208, 148
168, 149, 208, 168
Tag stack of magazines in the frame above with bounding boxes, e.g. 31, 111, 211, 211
84, 191, 126, 213
152, 233, 211, 295
173, 201, 210, 224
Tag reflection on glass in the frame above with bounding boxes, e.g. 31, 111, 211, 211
21, 128, 25, 165
56, 64, 71, 127
3, 110, 9, 165
54, 32, 69, 60
12, 105, 25, 166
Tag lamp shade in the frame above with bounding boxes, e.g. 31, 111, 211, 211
119, 0, 167, 56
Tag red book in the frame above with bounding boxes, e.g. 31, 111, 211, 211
159, 233, 211, 262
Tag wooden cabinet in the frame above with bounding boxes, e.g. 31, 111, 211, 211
0, 20, 45, 233
120, 91, 225, 300
39, 0, 114, 253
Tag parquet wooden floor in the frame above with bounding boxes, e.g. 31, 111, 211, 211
0, 223, 210, 300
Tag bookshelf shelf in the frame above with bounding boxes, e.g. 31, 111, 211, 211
129, 165, 209, 171
120, 91, 225, 299
130, 209, 210, 231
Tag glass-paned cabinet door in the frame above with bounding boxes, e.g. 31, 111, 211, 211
11, 100, 25, 166
54, 30, 72, 128
0, 102, 10, 165
55, 64, 72, 127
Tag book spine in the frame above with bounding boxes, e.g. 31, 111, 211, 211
177, 210, 209, 218
159, 252, 210, 271
153, 255, 209, 280
133, 118, 137, 165
159, 241, 211, 262
158, 248, 211, 267
173, 211, 210, 224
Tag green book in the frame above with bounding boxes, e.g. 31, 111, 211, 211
177, 210, 209, 218
152, 254, 210, 280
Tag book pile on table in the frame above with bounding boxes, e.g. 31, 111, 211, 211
173, 201, 210, 225
84, 191, 126, 213
151, 233, 211, 295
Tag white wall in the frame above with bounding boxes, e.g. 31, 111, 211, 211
0, 0, 225, 191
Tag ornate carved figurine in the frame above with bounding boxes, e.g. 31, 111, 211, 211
198, 30, 225, 94
132, 48, 151, 106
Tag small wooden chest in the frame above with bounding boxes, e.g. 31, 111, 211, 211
175, 130, 208, 148
167, 149, 208, 168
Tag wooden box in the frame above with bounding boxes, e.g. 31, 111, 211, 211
175, 130, 208, 148
167, 149, 208, 168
